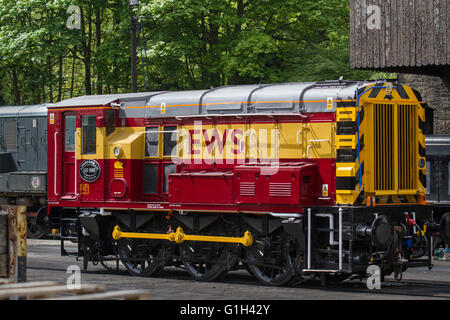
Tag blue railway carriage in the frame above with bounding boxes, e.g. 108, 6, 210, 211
0, 104, 50, 238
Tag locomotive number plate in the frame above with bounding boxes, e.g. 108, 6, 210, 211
79, 160, 101, 183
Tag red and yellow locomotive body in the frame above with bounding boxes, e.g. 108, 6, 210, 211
45, 81, 446, 285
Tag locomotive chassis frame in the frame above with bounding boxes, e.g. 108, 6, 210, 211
53, 201, 436, 283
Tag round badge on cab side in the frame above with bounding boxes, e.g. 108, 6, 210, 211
79, 160, 101, 183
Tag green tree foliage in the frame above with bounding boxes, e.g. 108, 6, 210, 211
0, 0, 379, 105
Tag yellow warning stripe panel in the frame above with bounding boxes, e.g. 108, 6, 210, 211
336, 135, 357, 149
336, 164, 355, 177
336, 107, 356, 122
358, 84, 420, 103
337, 84, 424, 205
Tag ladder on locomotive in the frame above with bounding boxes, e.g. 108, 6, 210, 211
303, 207, 350, 274
50, 210, 80, 257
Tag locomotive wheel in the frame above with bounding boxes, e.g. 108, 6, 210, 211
117, 238, 166, 277
180, 242, 237, 282
99, 243, 121, 272
245, 230, 296, 287
27, 217, 45, 239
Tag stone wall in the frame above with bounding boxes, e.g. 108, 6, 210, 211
398, 74, 450, 135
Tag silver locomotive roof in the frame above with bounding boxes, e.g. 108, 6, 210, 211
50, 80, 387, 119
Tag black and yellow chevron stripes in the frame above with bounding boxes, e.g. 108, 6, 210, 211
335, 82, 427, 205
418, 102, 426, 193
335, 99, 364, 204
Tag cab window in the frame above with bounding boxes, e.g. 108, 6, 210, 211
81, 115, 96, 154
64, 115, 76, 152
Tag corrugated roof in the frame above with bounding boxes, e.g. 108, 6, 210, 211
0, 104, 49, 117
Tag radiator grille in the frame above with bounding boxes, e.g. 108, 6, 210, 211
398, 104, 417, 190
373, 103, 417, 192
374, 103, 394, 191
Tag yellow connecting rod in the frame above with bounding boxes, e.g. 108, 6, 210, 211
112, 225, 253, 247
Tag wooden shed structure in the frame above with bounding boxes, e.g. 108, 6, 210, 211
350, 0, 450, 78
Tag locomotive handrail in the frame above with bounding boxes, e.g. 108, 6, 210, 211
74, 131, 79, 197
306, 139, 329, 159
54, 132, 59, 196
305, 208, 343, 272
170, 113, 308, 119
296, 130, 302, 145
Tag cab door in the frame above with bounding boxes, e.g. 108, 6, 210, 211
62, 112, 76, 197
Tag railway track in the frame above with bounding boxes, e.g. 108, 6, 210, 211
25, 239, 450, 300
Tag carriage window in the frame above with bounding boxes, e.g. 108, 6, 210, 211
145, 127, 159, 157
163, 126, 177, 157
81, 115, 96, 155
64, 115, 76, 152
105, 110, 116, 136
426, 161, 430, 195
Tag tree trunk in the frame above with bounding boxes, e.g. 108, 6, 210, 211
47, 59, 53, 103
70, 48, 77, 98
57, 55, 63, 102
81, 7, 92, 95
95, 7, 103, 95
11, 67, 20, 105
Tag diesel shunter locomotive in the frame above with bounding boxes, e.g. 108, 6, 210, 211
37, 80, 450, 286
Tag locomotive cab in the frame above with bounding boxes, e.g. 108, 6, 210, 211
47, 99, 152, 206
48, 105, 109, 202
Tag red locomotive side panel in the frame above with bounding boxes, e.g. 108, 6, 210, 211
104, 159, 146, 202
168, 163, 320, 209
169, 172, 234, 204
233, 163, 318, 207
